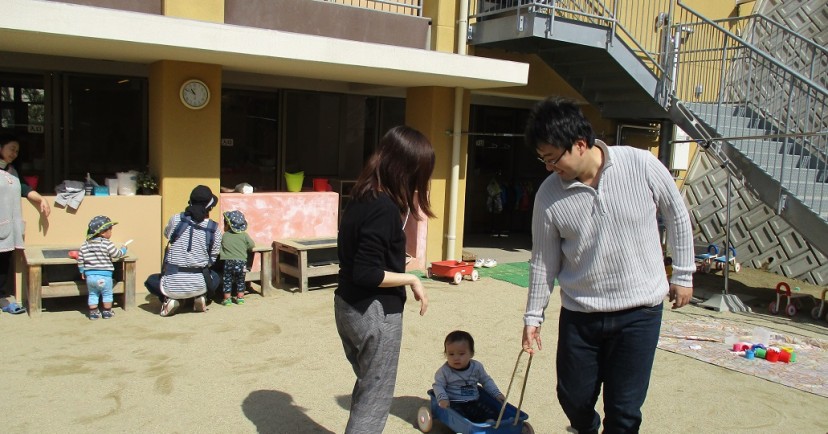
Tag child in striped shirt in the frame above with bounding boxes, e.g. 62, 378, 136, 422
78, 215, 127, 320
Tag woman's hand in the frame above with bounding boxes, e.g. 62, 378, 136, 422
27, 191, 50, 217
410, 276, 428, 316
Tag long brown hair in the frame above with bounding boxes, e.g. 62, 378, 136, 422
351, 125, 435, 220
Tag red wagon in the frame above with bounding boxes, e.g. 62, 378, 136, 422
427, 260, 479, 285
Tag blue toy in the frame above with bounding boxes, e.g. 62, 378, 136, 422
417, 351, 534, 434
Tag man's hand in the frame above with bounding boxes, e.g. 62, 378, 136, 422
522, 325, 542, 354
409, 278, 428, 316
669, 284, 693, 309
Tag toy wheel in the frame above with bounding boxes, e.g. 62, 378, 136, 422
786, 303, 798, 317
470, 270, 479, 281
702, 262, 712, 273
417, 406, 432, 432
521, 422, 535, 434
734, 262, 741, 272
426, 268, 433, 279
811, 306, 822, 320
452, 272, 463, 285
768, 301, 779, 315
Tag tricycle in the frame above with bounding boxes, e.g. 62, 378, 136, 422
427, 260, 479, 285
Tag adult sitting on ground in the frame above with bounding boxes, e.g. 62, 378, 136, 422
145, 185, 222, 316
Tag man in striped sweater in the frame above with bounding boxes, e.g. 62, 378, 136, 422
521, 97, 694, 434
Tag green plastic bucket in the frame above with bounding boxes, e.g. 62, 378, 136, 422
284, 171, 304, 192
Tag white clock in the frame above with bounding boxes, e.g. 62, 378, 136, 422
179, 79, 210, 109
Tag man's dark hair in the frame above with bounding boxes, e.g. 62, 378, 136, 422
524, 96, 595, 151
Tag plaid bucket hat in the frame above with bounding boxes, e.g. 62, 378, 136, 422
223, 210, 248, 233
87, 215, 117, 240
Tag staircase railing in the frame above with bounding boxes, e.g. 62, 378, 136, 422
713, 13, 828, 90
671, 2, 827, 217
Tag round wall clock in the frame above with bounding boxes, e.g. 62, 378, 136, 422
179, 79, 210, 110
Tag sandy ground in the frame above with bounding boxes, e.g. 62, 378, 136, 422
4, 273, 828, 434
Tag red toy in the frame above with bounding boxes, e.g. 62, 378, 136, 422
769, 282, 813, 317
427, 260, 479, 285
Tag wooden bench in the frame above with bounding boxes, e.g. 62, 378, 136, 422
274, 237, 338, 293
244, 244, 274, 296
23, 245, 137, 318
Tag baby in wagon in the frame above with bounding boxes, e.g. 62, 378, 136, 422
432, 330, 506, 423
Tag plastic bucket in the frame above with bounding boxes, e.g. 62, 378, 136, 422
116, 171, 137, 195
312, 178, 329, 192
284, 171, 304, 192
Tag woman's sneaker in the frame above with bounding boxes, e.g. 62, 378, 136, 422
160, 299, 180, 317
193, 296, 207, 312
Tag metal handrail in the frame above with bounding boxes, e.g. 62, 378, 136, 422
673, 1, 827, 216
321, 0, 422, 17
713, 13, 828, 87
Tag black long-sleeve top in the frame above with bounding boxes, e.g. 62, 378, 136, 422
335, 192, 407, 314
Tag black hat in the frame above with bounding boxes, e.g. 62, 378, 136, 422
87, 215, 117, 240
188, 185, 217, 211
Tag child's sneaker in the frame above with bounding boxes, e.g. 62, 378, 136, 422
474, 258, 484, 268
221, 298, 233, 306
234, 297, 245, 305
160, 298, 180, 317
193, 295, 207, 312
483, 258, 498, 268
88, 309, 100, 320
101, 309, 114, 319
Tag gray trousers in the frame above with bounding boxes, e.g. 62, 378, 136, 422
334, 295, 403, 434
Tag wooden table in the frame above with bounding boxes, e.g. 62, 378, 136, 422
274, 237, 338, 293
23, 244, 137, 317
245, 244, 274, 296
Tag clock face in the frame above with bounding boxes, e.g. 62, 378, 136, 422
180, 79, 210, 109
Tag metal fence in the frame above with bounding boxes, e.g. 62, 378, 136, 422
321, 0, 422, 16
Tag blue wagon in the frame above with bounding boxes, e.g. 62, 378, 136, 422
416, 386, 534, 434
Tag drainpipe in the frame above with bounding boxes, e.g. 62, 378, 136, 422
446, 0, 469, 260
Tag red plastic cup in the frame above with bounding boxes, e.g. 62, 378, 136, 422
766, 349, 780, 362
777, 351, 791, 363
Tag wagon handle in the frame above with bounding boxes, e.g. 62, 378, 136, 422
495, 349, 533, 429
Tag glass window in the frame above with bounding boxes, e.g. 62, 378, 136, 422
0, 73, 48, 190
220, 89, 280, 191
64, 74, 147, 183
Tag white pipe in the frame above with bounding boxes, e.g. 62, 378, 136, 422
446, 1, 470, 260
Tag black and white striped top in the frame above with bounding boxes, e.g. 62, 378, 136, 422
160, 213, 222, 300
78, 237, 124, 273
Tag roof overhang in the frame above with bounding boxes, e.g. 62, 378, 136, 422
1, 0, 529, 90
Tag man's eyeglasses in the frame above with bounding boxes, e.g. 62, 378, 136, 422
537, 151, 566, 166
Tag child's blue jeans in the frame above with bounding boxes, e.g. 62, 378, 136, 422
85, 272, 113, 306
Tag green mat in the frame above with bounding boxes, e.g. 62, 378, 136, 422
475, 261, 530, 288
412, 261, 531, 288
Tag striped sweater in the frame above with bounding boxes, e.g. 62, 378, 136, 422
160, 213, 222, 299
525, 140, 694, 325
78, 237, 125, 275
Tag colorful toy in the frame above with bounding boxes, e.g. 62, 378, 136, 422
810, 288, 828, 323
769, 281, 813, 317
712, 245, 741, 272
695, 244, 719, 273
427, 260, 479, 285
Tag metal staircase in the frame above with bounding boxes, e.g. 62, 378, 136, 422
468, 0, 828, 263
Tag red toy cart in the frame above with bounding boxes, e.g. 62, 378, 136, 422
427, 260, 479, 285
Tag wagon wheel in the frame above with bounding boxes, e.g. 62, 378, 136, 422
426, 268, 433, 279
470, 270, 479, 281
452, 272, 463, 285
811, 306, 822, 320
416, 406, 432, 432
785, 303, 798, 317
768, 301, 779, 315
734, 262, 741, 272
702, 262, 712, 273
521, 421, 535, 434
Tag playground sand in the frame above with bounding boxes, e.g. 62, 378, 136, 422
3, 275, 827, 433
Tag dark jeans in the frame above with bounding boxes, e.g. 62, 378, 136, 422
556, 303, 663, 434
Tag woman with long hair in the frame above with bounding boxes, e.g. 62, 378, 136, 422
334, 125, 435, 433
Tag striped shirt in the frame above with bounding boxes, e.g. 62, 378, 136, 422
160, 213, 222, 300
525, 140, 694, 325
78, 237, 125, 274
